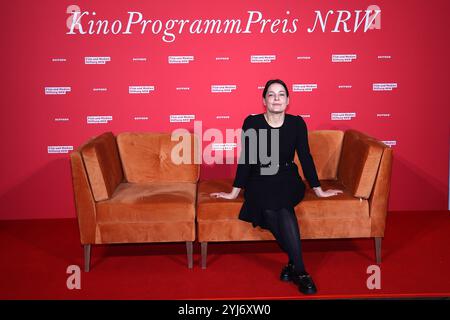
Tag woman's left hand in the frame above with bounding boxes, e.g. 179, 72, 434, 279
313, 187, 343, 198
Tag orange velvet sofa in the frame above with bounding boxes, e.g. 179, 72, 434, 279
70, 132, 199, 271
197, 130, 393, 268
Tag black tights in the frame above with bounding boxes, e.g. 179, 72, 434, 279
262, 207, 306, 274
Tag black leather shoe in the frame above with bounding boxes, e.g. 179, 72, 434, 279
293, 272, 317, 295
280, 263, 295, 282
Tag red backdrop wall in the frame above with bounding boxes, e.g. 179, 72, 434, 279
1, 0, 449, 219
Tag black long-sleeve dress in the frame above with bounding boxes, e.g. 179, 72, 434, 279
233, 113, 321, 230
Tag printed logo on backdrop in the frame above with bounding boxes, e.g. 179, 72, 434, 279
134, 116, 149, 121
382, 141, 396, 148
338, 85, 352, 89
85, 56, 111, 64
168, 56, 194, 64
45, 87, 71, 95
211, 85, 237, 93
373, 83, 397, 91
170, 115, 195, 123
331, 113, 356, 121
129, 86, 155, 94
54, 118, 70, 122
292, 84, 317, 92
48, 146, 74, 154
66, 6, 381, 43
332, 54, 357, 63
87, 116, 113, 124
250, 55, 276, 63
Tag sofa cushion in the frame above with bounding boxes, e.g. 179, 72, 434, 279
295, 130, 343, 181
117, 132, 200, 183
197, 179, 245, 221
197, 179, 368, 221
80, 132, 123, 201
295, 180, 369, 219
338, 130, 385, 199
96, 182, 196, 223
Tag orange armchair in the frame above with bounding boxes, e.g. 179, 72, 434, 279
70, 132, 199, 271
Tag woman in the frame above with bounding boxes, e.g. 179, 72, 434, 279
210, 79, 343, 295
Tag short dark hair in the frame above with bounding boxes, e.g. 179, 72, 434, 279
262, 79, 289, 98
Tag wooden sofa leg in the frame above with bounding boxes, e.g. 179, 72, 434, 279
201, 242, 208, 269
374, 237, 382, 264
186, 241, 193, 269
84, 244, 91, 272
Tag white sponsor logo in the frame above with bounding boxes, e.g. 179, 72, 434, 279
250, 55, 276, 63
170, 114, 195, 123
296, 56, 311, 60
54, 118, 70, 122
134, 116, 149, 121
129, 86, 155, 94
376, 113, 391, 117
332, 54, 357, 62
87, 116, 113, 124
48, 146, 74, 154
216, 57, 230, 61
292, 84, 317, 92
168, 56, 194, 64
211, 85, 237, 93
216, 115, 230, 119
45, 87, 71, 95
212, 143, 237, 151
331, 112, 356, 120
299, 114, 311, 118
52, 58, 66, 62
382, 140, 396, 147
373, 83, 397, 91
132, 57, 147, 62
377, 55, 391, 60
257, 86, 265, 90
338, 85, 352, 89
176, 87, 190, 91
93, 88, 107, 92
84, 56, 111, 64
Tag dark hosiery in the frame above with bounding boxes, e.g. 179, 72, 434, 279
262, 207, 306, 274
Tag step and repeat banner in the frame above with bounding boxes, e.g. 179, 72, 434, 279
1, 0, 449, 219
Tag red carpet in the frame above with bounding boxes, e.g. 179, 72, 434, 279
0, 211, 449, 299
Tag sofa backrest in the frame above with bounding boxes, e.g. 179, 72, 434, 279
338, 130, 385, 199
79, 132, 124, 201
295, 130, 344, 180
117, 132, 200, 183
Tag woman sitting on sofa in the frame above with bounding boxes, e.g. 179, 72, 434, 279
210, 79, 343, 295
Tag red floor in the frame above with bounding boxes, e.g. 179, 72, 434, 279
0, 211, 449, 299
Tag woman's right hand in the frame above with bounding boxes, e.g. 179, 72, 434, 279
210, 192, 237, 200
210, 187, 241, 200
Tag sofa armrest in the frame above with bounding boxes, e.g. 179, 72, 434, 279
369, 147, 393, 237
70, 151, 97, 244
337, 130, 385, 199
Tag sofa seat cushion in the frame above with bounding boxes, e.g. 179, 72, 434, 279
197, 179, 369, 221
96, 182, 196, 223
197, 179, 245, 221
296, 180, 369, 219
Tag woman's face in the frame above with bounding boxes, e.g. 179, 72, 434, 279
263, 83, 289, 114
